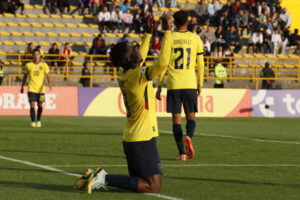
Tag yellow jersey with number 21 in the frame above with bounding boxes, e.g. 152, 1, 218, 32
24, 62, 49, 93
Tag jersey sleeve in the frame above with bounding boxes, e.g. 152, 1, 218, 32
139, 33, 152, 67
44, 63, 50, 74
24, 63, 29, 74
147, 31, 172, 80
196, 36, 205, 87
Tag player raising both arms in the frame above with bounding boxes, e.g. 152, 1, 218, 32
74, 13, 172, 194
156, 10, 205, 161
20, 49, 52, 128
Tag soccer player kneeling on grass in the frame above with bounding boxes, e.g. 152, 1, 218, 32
74, 13, 172, 194
20, 49, 52, 128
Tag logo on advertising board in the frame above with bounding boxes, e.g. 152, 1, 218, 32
252, 90, 300, 117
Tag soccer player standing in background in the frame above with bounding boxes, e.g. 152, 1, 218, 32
156, 10, 205, 161
20, 49, 52, 128
74, 13, 172, 194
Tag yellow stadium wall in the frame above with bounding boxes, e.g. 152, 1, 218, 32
281, 0, 300, 31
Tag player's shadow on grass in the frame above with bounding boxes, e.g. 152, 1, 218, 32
0, 180, 72, 193
165, 176, 300, 189
0, 149, 124, 159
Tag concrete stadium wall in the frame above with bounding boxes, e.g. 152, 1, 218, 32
1, 86, 300, 117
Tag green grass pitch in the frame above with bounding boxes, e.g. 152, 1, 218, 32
0, 116, 300, 200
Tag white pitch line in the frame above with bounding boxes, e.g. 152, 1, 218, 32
0, 155, 182, 200
49, 164, 300, 168
160, 130, 300, 145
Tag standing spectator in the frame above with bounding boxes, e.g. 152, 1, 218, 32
60, 42, 73, 72
111, 6, 123, 33
122, 9, 133, 33
248, 30, 263, 54
225, 25, 242, 53
260, 62, 274, 89
80, 62, 91, 87
11, 0, 24, 14
195, 0, 209, 25
279, 8, 291, 30
117, 33, 129, 43
236, 9, 248, 36
0, 60, 4, 85
271, 28, 286, 55
264, 29, 273, 54
133, 8, 143, 33
150, 36, 162, 56
48, 43, 60, 74
89, 34, 107, 61
59, 0, 70, 14
120, 0, 130, 13
214, 61, 227, 88
98, 6, 111, 33
140, 0, 152, 16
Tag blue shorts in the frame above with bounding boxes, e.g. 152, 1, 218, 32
28, 92, 45, 103
123, 137, 163, 179
167, 89, 198, 114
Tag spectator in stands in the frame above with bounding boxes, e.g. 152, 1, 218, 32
133, 8, 143, 33
260, 62, 274, 89
24, 42, 34, 65
89, 34, 107, 60
44, 0, 58, 14
117, 33, 129, 43
233, 0, 241, 17
98, 6, 111, 32
203, 36, 211, 53
108, 0, 118, 12
236, 9, 248, 36
214, 45, 224, 58
140, 0, 152, 16
279, 8, 291, 30
35, 45, 44, 59
212, 25, 226, 51
225, 25, 242, 53
248, 29, 263, 54
122, 9, 133, 33
170, 0, 177, 8
248, 12, 259, 35
78, 0, 94, 15
218, 10, 230, 28
150, 36, 162, 56
59, 0, 71, 14
80, 62, 91, 87
220, 0, 235, 22
48, 43, 60, 74
11, 0, 24, 15
0, 60, 4, 85
246, 0, 256, 12
264, 29, 273, 54
111, 6, 123, 33
207, 0, 220, 24
60, 42, 73, 72
157, 0, 165, 8
214, 60, 227, 88
272, 28, 286, 55
195, 0, 209, 25
120, 0, 130, 13
89, 0, 99, 15
289, 29, 300, 49
259, 9, 269, 29
201, 25, 216, 52
187, 16, 199, 33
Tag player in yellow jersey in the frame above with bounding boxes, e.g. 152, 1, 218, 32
74, 14, 172, 194
20, 49, 52, 128
156, 10, 205, 161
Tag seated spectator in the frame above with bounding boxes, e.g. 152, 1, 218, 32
1, 0, 20, 14
157, 0, 165, 8
220, 0, 235, 22
133, 8, 143, 33
248, 12, 259, 35
225, 25, 242, 53
120, 0, 130, 13
80, 62, 91, 87
289, 29, 300, 49
89, 0, 98, 15
203, 36, 211, 53
260, 62, 274, 89
236, 9, 248, 36
78, 0, 94, 15
89, 34, 107, 61
188, 16, 198, 33
223, 46, 233, 67
248, 30, 263, 54
263, 29, 273, 54
109, 0, 118, 12
271, 28, 286, 55
117, 33, 129, 43
233, 0, 241, 17
122, 9, 133, 33
214, 45, 224, 58
111, 6, 123, 33
23, 42, 34, 65
98, 6, 111, 33
201, 25, 216, 52
44, 0, 58, 14
150, 36, 161, 56
60, 42, 73, 72
195, 0, 209, 25
212, 25, 226, 51
58, 0, 70, 14
48, 43, 60, 74
279, 8, 291, 30
11, 0, 24, 15
140, 0, 152, 16
259, 9, 269, 29
207, 0, 220, 25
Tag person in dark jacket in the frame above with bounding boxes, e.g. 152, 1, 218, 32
80, 62, 91, 87
260, 62, 275, 89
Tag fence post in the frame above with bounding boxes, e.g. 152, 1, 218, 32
275, 57, 278, 82
18, 54, 21, 74
229, 57, 232, 82
8, 74, 11, 86
251, 57, 255, 81
298, 57, 300, 82
65, 56, 69, 80
255, 78, 259, 90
